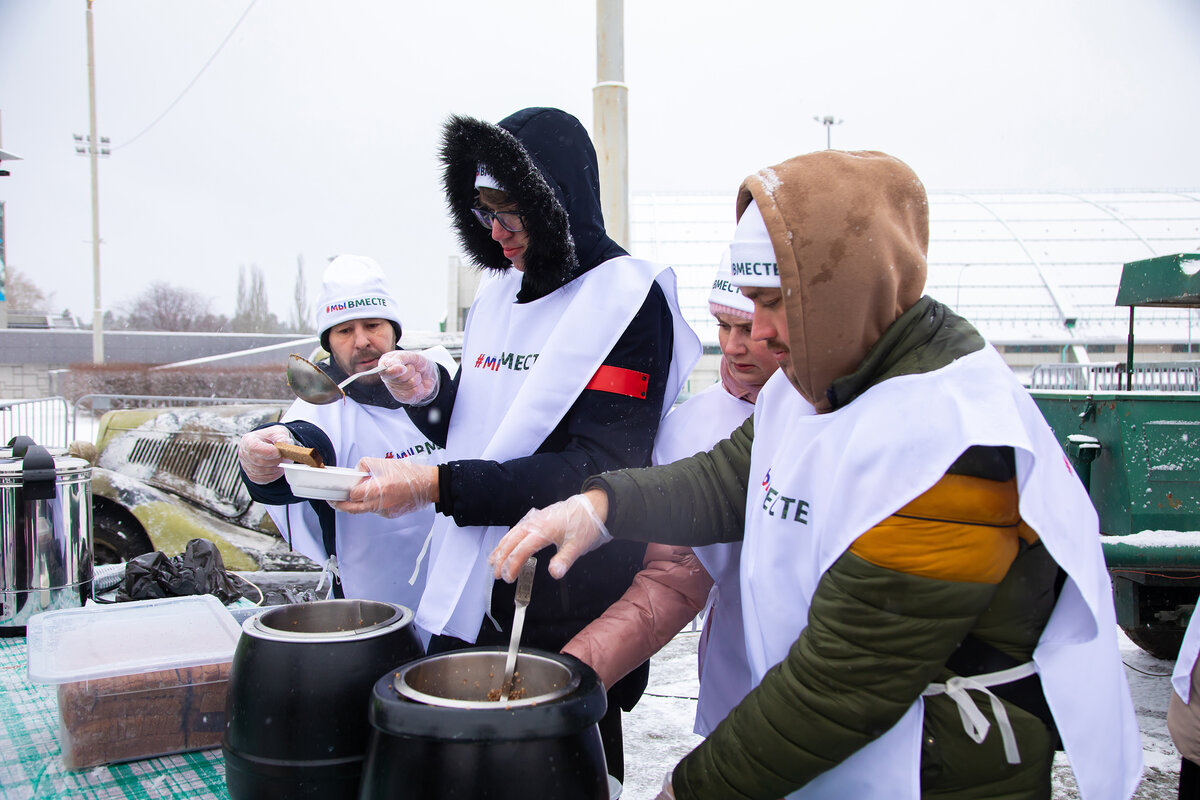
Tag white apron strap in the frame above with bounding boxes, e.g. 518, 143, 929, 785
921, 661, 1038, 765
314, 554, 340, 600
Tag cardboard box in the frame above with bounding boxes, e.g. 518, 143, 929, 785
26, 595, 242, 769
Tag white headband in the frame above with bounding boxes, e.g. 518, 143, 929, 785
708, 247, 754, 319
475, 163, 504, 191
728, 200, 780, 288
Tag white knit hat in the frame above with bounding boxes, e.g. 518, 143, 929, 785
315, 255, 403, 349
728, 200, 780, 288
708, 247, 754, 320
475, 162, 505, 191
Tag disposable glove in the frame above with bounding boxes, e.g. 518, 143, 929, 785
655, 773, 677, 800
238, 425, 295, 484
378, 350, 440, 406
331, 456, 437, 518
490, 491, 612, 582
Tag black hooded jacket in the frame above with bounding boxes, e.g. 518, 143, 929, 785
441, 106, 628, 301
416, 108, 676, 709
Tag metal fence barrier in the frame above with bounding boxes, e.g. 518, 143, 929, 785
72, 394, 290, 440
0, 396, 71, 448
1029, 362, 1200, 392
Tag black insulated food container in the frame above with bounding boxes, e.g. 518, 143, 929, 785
359, 647, 609, 800
222, 599, 424, 800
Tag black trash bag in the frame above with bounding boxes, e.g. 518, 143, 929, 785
262, 583, 321, 606
116, 538, 244, 604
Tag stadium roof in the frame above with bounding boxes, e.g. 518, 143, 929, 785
630, 190, 1200, 346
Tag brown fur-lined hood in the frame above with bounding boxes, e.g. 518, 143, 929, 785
736, 150, 929, 411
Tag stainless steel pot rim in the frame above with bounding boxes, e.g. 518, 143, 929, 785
243, 601, 415, 643
0, 455, 91, 477
392, 649, 578, 710
394, 684, 562, 710
0, 445, 69, 458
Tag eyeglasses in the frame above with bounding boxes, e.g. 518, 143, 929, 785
471, 206, 525, 233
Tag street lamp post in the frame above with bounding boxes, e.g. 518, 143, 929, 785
0, 111, 21, 332
71, 125, 111, 356
85, 0, 104, 364
594, 0, 629, 247
813, 115, 843, 150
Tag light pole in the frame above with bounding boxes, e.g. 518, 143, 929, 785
0, 111, 21, 332
813, 115, 843, 150
84, 0, 105, 363
594, 0, 629, 247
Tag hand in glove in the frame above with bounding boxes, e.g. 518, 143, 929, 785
331, 457, 437, 518
655, 773, 677, 800
490, 490, 612, 582
378, 350, 440, 406
238, 425, 295, 484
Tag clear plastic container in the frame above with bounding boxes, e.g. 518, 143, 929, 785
26, 595, 242, 769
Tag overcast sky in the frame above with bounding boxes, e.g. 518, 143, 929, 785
1, 0, 1198, 331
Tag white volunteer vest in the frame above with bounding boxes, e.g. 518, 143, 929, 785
416, 256, 701, 641
743, 347, 1142, 800
1174, 613, 1200, 702
267, 361, 446, 612
652, 381, 765, 736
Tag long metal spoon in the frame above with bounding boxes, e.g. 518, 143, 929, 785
286, 354, 385, 405
497, 557, 537, 704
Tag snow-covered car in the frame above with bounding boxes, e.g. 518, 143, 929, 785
88, 402, 318, 572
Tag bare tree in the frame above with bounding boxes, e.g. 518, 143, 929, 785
290, 254, 311, 334
1, 265, 53, 311
232, 264, 282, 333
117, 282, 224, 331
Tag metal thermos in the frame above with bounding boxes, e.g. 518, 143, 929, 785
0, 438, 93, 636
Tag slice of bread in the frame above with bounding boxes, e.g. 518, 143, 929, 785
274, 442, 325, 469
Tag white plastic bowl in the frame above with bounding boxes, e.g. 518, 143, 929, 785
282, 463, 367, 501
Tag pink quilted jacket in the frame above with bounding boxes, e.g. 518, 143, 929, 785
561, 543, 714, 688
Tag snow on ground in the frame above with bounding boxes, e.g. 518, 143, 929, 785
622, 630, 706, 799
1104, 629, 1181, 800
623, 627, 1183, 800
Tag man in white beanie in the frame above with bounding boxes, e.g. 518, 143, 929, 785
236, 255, 449, 610
560, 246, 784, 739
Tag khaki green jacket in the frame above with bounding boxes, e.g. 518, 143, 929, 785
588, 298, 1061, 800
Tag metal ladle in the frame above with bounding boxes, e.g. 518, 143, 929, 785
286, 354, 386, 405
496, 556, 537, 704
